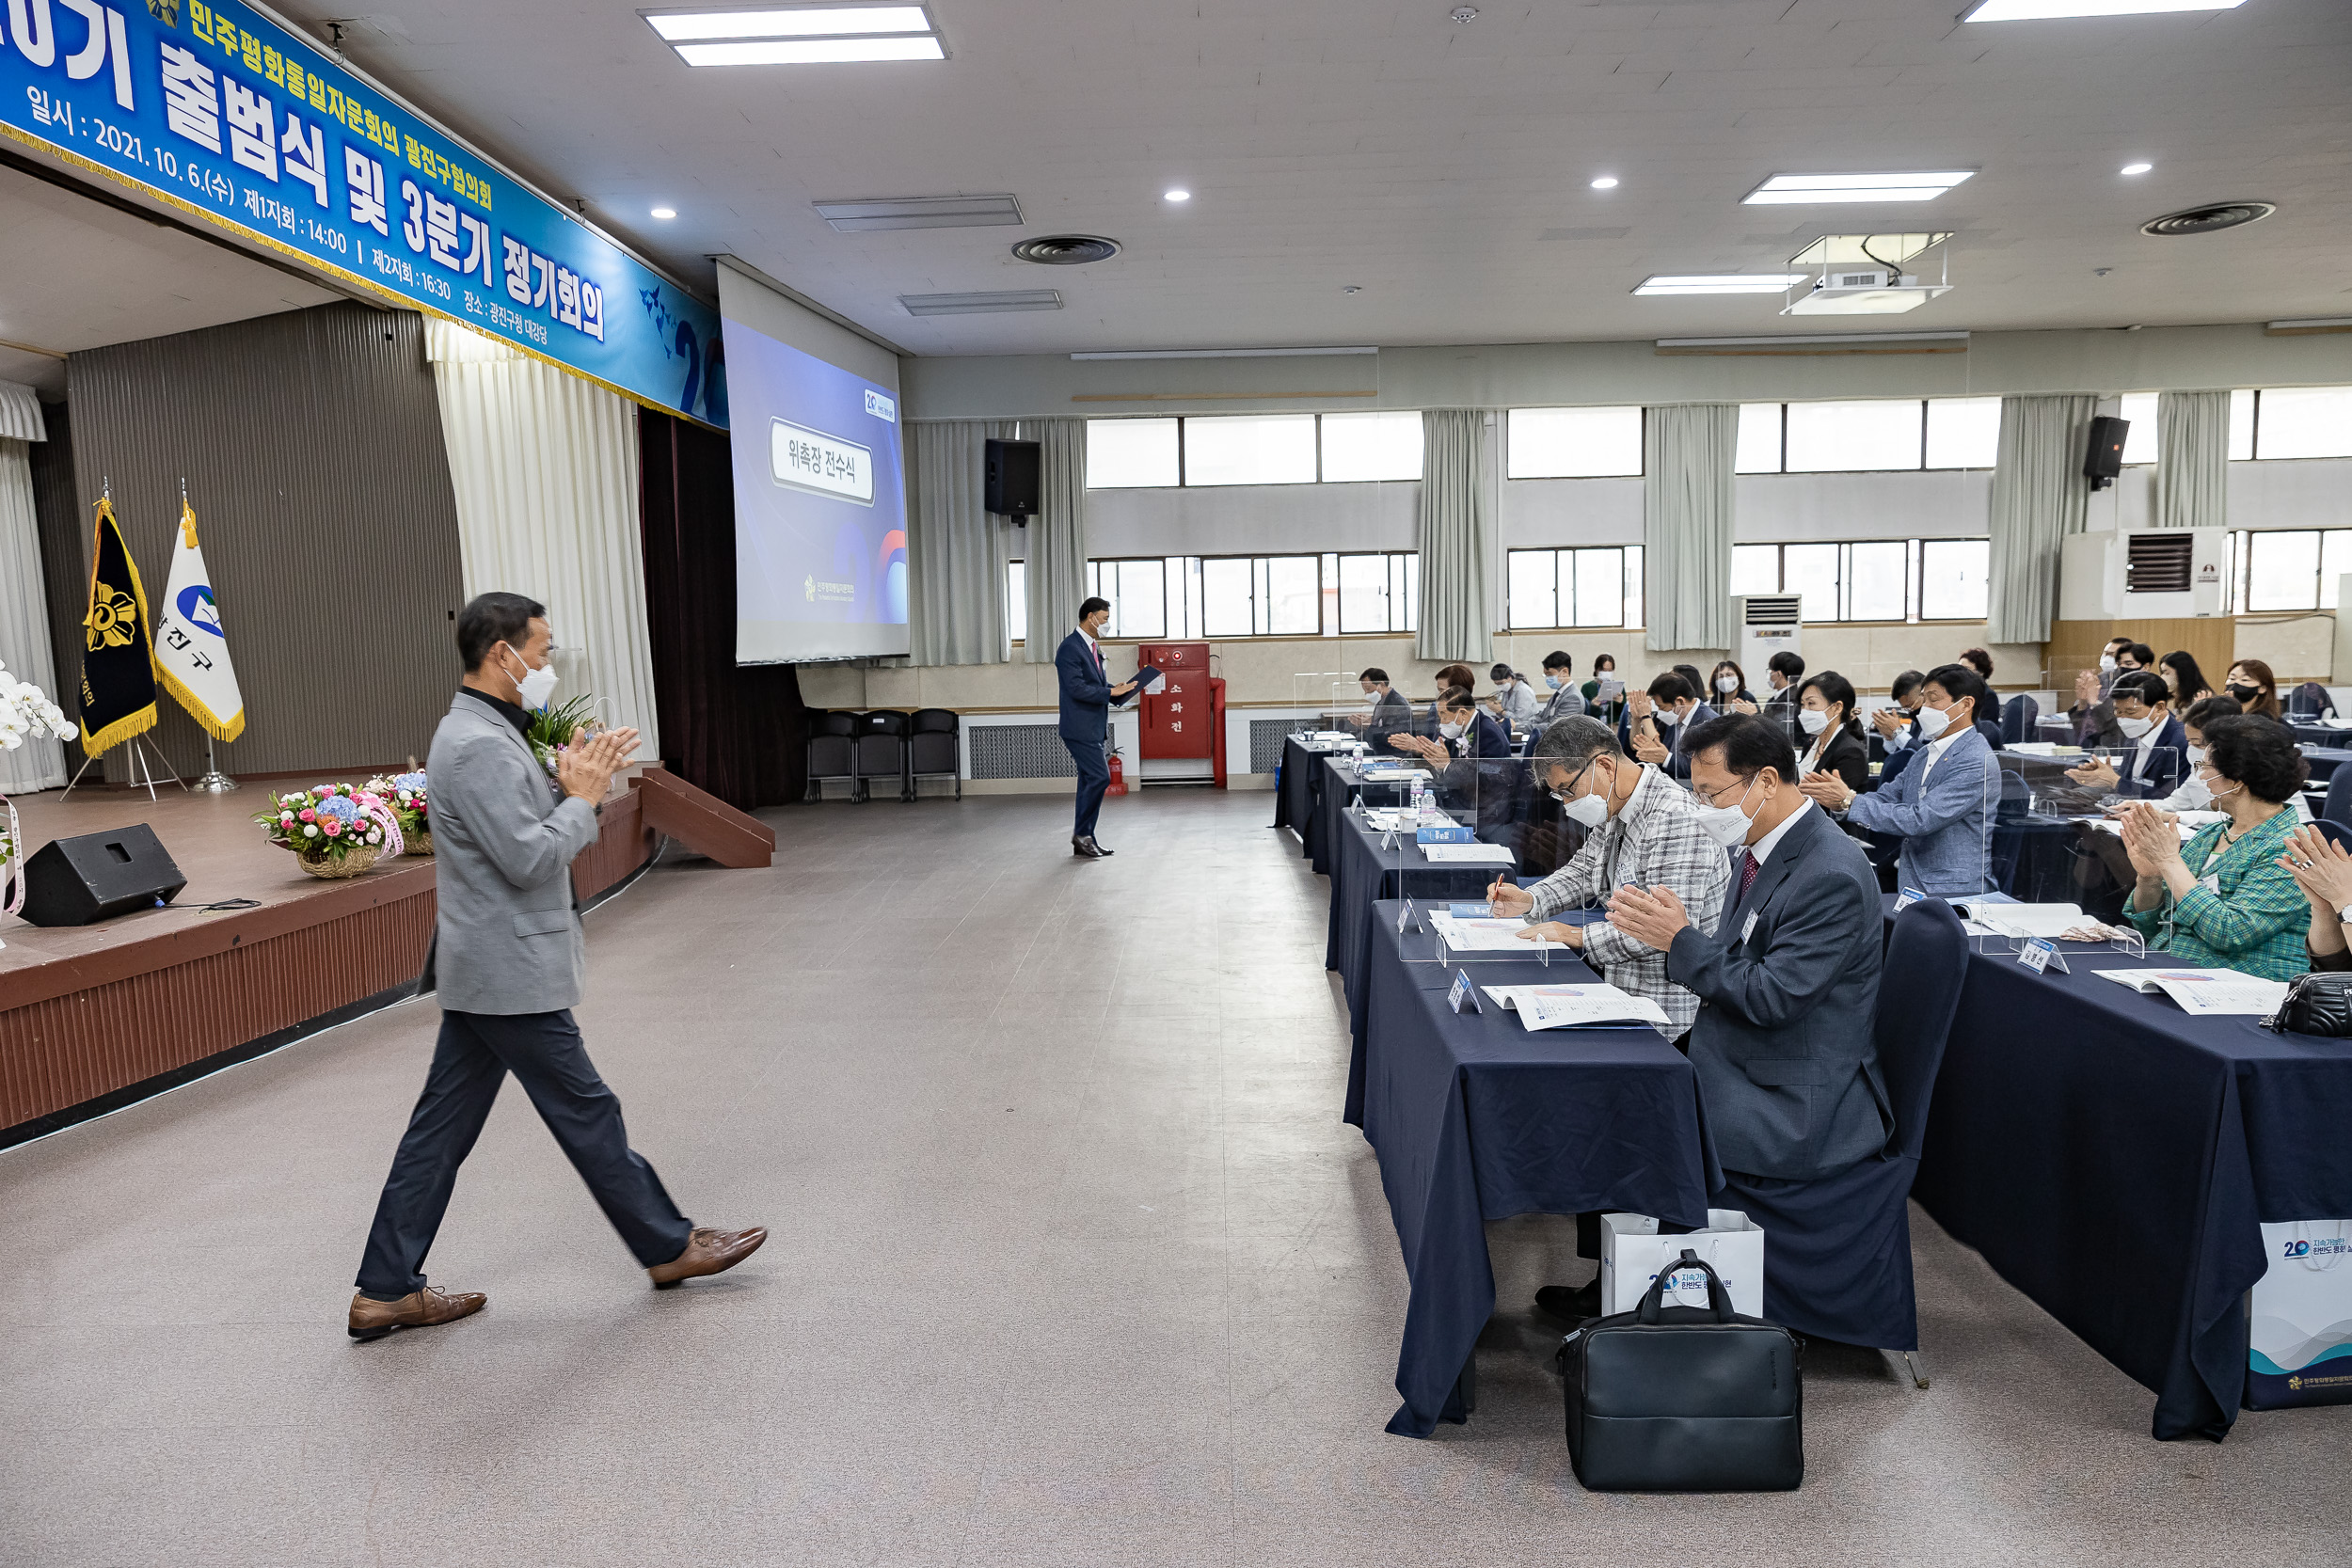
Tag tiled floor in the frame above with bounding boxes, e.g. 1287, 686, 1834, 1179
2, 788, 2345, 1565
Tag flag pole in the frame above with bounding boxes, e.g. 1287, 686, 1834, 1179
178, 476, 238, 793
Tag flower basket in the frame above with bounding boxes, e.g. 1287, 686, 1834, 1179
365, 771, 432, 855
405, 830, 434, 858
296, 845, 379, 879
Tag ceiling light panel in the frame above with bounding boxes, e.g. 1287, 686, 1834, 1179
1636, 274, 1810, 295
1744, 171, 1974, 205
813, 194, 1024, 231
899, 290, 1062, 315
1961, 0, 2248, 20
646, 5, 946, 65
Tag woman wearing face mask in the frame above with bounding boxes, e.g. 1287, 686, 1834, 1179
1794, 672, 1869, 794
2224, 659, 2284, 723
1801, 663, 2000, 897
1708, 659, 1755, 708
2118, 715, 2308, 979
1581, 655, 1625, 726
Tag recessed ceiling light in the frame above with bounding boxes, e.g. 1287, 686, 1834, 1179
1634, 274, 1811, 296
1590, 177, 1619, 190
812, 194, 1024, 230
645, 7, 930, 40
646, 5, 946, 64
2120, 162, 2153, 176
651, 206, 677, 219
1961, 0, 2248, 20
1164, 189, 1190, 202
1743, 171, 1974, 205
898, 290, 1062, 316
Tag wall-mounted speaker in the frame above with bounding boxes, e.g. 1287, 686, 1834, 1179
2084, 415, 2129, 490
17, 824, 187, 927
984, 437, 1041, 520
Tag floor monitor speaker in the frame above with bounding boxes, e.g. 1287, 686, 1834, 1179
17, 824, 187, 927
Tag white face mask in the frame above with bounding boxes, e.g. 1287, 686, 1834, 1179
2099, 654, 2118, 673
1654, 706, 1680, 728
2178, 772, 2212, 807
2198, 769, 2242, 806
1915, 702, 1953, 740
1362, 689, 1381, 706
1798, 707, 1831, 736
1552, 758, 1615, 829
1716, 674, 1740, 695
1438, 720, 1466, 740
2185, 744, 2206, 766
1692, 776, 1762, 848
503, 644, 561, 712
2117, 714, 2153, 739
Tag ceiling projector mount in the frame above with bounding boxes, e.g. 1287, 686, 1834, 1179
1782, 232, 1953, 316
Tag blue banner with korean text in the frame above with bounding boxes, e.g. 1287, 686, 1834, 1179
0, 0, 726, 426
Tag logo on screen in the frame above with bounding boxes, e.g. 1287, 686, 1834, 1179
865, 388, 896, 423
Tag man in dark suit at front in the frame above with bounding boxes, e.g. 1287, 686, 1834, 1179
1057, 595, 1139, 860
1603, 713, 1889, 1333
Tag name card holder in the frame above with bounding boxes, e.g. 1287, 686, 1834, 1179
1448, 970, 1481, 1014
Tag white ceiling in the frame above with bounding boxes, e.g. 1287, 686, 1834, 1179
121, 1, 2352, 356
0, 165, 341, 397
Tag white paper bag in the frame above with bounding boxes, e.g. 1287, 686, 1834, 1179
2248, 1220, 2352, 1410
1600, 1210, 1765, 1318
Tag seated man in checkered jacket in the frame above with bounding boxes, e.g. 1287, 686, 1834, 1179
1485, 715, 1731, 1038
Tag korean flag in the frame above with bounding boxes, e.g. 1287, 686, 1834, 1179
152, 497, 246, 742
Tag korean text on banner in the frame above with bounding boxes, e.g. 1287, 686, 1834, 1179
153, 497, 245, 741
0, 0, 725, 424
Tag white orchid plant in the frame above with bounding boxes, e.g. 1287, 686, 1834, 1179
2, 658, 78, 904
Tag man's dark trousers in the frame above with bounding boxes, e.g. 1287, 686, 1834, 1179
1067, 736, 1110, 840
356, 1008, 691, 1297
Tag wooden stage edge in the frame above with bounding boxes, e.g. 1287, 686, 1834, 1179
0, 773, 660, 1150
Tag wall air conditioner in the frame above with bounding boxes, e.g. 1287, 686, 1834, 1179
2058, 529, 2229, 621
1733, 594, 1803, 681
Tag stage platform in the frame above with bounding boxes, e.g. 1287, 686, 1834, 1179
1, 771, 660, 1148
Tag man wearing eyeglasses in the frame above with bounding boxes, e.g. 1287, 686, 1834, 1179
1484, 715, 1731, 1037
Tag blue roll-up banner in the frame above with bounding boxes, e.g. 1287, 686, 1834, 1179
0, 0, 726, 426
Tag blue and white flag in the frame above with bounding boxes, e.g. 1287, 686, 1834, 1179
153, 497, 245, 741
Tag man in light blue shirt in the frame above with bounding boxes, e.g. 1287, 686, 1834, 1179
1804, 663, 1999, 898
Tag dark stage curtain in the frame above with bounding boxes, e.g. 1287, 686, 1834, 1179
638, 408, 808, 810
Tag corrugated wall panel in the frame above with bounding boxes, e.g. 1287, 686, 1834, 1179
63, 303, 466, 780
27, 403, 88, 776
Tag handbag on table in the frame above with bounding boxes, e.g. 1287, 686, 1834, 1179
1557, 1250, 1804, 1492
2266, 972, 2352, 1037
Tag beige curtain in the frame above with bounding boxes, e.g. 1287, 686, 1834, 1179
425, 321, 660, 753
0, 379, 66, 793
1023, 418, 1090, 663
1987, 393, 2098, 644
2154, 389, 2232, 531
905, 420, 1016, 665
1414, 409, 1498, 663
1643, 404, 1739, 653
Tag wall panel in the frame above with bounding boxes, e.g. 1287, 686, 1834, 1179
63, 303, 466, 781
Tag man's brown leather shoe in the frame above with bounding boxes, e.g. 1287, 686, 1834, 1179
648, 1226, 768, 1289
347, 1285, 487, 1341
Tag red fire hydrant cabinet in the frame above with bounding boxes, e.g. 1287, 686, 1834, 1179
1135, 641, 1227, 787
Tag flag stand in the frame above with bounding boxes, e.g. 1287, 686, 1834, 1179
193, 735, 238, 793
59, 734, 187, 803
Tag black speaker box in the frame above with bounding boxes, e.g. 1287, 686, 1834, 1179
985, 437, 1041, 519
2084, 415, 2129, 488
18, 824, 187, 927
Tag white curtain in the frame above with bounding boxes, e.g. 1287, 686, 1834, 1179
1643, 404, 1739, 653
906, 420, 1016, 665
1987, 392, 2098, 645
1415, 409, 1498, 663
1024, 418, 1090, 663
425, 321, 660, 753
1, 381, 67, 793
2155, 388, 2232, 531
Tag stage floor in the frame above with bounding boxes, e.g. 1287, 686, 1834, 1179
2, 782, 436, 975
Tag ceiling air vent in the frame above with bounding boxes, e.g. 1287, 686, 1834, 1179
813, 195, 1024, 231
2126, 532, 2195, 595
2139, 202, 2275, 238
1012, 235, 1121, 265
898, 290, 1062, 316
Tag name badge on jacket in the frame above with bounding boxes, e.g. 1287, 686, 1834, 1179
1740, 911, 1759, 944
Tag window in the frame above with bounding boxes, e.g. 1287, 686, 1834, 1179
1924, 397, 2000, 469
1182, 414, 1318, 486
1087, 558, 1168, 639
1007, 560, 1026, 638
1735, 404, 1782, 474
1083, 414, 1425, 488
1732, 539, 1986, 622
1088, 418, 1180, 488
1504, 546, 1644, 629
1505, 406, 1643, 479
2253, 388, 2352, 461
1321, 411, 1424, 483
1783, 400, 1923, 473
2119, 392, 2159, 466
2230, 388, 2256, 461
1336, 551, 1418, 633
1200, 555, 1319, 635
2236, 529, 2352, 612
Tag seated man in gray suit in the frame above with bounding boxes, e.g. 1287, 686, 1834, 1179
1607, 713, 1890, 1291
349, 592, 765, 1340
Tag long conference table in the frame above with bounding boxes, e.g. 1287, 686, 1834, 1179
1309, 768, 2352, 1441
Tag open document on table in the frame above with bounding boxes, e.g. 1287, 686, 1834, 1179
2090, 967, 2292, 1017
1427, 913, 1552, 951
1952, 901, 2117, 941
1420, 843, 1516, 864
1482, 983, 1670, 1031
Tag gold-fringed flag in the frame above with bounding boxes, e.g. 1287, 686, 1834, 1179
77, 497, 160, 754
153, 496, 246, 741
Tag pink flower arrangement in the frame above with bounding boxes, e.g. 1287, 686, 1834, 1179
253, 782, 403, 866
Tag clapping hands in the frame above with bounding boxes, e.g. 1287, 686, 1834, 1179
557, 724, 639, 804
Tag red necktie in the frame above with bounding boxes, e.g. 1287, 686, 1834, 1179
1738, 851, 1761, 903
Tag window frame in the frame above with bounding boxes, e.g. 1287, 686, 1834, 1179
1502, 545, 1646, 631
1082, 413, 1426, 490
1726, 537, 1990, 624
1078, 551, 1421, 641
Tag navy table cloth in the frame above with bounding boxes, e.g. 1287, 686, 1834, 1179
1905, 897, 2352, 1439
1350, 905, 1713, 1437
1325, 801, 1502, 1077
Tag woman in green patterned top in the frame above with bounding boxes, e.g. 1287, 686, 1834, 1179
2119, 715, 2310, 979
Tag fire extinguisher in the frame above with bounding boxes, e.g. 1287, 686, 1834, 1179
1106, 749, 1128, 796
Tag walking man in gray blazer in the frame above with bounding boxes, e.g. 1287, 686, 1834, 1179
349, 592, 764, 1340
